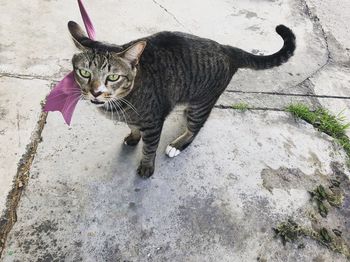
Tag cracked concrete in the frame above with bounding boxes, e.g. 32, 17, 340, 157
3, 108, 350, 261
0, 109, 47, 260
0, 78, 50, 212
1, 0, 350, 261
301, 0, 350, 135
0, 73, 58, 83
226, 90, 350, 99
151, 0, 190, 32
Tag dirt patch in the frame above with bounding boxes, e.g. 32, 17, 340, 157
261, 166, 328, 193
263, 162, 350, 258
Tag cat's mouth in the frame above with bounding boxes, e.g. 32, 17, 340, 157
90, 99, 105, 105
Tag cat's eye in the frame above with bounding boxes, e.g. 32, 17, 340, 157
78, 69, 91, 78
107, 74, 120, 82
79, 69, 91, 78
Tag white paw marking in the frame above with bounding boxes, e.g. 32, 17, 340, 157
165, 145, 181, 158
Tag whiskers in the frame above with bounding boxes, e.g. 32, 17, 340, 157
119, 98, 139, 116
104, 97, 139, 124
105, 100, 121, 122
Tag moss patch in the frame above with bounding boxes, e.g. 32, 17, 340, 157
274, 219, 350, 259
309, 184, 344, 218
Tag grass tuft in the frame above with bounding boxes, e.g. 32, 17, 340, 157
287, 104, 350, 161
231, 102, 249, 111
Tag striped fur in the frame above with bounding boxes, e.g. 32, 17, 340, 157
69, 22, 296, 177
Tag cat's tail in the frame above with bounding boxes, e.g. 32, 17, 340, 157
228, 25, 296, 70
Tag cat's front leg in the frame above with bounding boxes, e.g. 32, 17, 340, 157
124, 125, 141, 146
137, 123, 163, 178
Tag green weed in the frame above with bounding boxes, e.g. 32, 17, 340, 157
231, 102, 249, 111
287, 104, 350, 161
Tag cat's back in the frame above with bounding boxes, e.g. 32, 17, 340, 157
144, 31, 223, 53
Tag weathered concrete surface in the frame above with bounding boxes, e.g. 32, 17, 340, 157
299, 1, 350, 136
311, 66, 350, 137
217, 91, 321, 110
2, 107, 349, 261
1, 0, 350, 261
0, 77, 49, 214
307, 0, 350, 61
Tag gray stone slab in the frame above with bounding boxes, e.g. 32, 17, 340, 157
311, 65, 350, 97
305, 0, 350, 135
2, 105, 349, 261
0, 77, 49, 214
307, 0, 350, 61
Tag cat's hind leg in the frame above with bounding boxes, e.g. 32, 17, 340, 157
166, 128, 195, 157
166, 97, 217, 158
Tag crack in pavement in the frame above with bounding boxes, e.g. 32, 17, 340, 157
225, 90, 350, 100
0, 110, 48, 258
215, 105, 286, 112
151, 0, 191, 33
0, 72, 57, 82
292, 0, 332, 90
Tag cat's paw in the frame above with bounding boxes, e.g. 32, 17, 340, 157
165, 145, 181, 158
124, 134, 141, 146
137, 163, 154, 178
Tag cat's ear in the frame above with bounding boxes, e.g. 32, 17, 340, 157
68, 21, 88, 50
119, 41, 147, 66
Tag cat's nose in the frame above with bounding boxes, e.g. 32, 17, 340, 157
96, 84, 108, 93
91, 90, 102, 97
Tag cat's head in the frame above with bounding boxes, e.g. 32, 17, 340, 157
68, 21, 146, 107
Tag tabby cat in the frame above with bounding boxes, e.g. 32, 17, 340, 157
68, 21, 296, 178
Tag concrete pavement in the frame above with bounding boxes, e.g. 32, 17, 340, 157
0, 78, 49, 217
0, 0, 349, 261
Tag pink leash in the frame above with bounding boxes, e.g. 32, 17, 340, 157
44, 0, 95, 125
